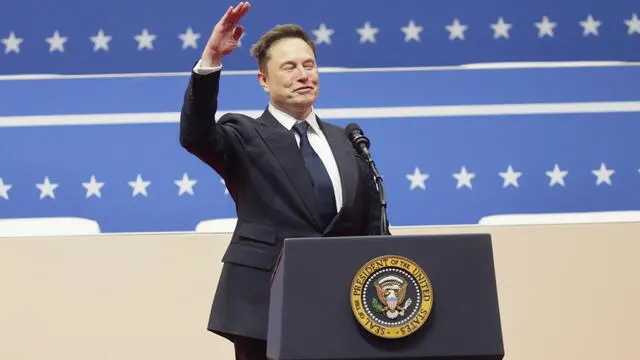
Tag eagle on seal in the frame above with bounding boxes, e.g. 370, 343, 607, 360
374, 277, 412, 319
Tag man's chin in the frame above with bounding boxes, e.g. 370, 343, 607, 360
290, 96, 317, 106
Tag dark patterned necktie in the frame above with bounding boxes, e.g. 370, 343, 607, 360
292, 121, 337, 229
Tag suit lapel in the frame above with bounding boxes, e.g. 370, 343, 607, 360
318, 118, 359, 229
254, 109, 323, 230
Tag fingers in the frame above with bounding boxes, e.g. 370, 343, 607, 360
237, 2, 251, 17
225, 2, 250, 27
220, 5, 234, 24
232, 25, 244, 41
216, 2, 250, 34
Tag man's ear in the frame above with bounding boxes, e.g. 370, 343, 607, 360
257, 71, 269, 93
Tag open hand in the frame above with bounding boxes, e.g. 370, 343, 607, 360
201, 2, 251, 67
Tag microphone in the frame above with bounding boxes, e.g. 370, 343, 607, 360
345, 123, 391, 236
345, 123, 372, 161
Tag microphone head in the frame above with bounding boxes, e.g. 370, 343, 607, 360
345, 122, 370, 149
345, 122, 362, 137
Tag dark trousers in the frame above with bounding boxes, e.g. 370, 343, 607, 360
233, 335, 268, 360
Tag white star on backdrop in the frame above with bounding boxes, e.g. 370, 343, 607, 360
491, 17, 512, 39
3, 14, 640, 56
2, 31, 23, 54
546, 164, 568, 187
2, 161, 639, 204
536, 16, 557, 38
499, 165, 522, 188
179, 27, 201, 49
625, 13, 640, 35
175, 173, 197, 196
46, 30, 67, 52
446, 19, 468, 40
90, 29, 112, 51
135, 28, 156, 50
592, 163, 614, 185
406, 167, 429, 190
313, 23, 334, 45
0, 178, 12, 200
357, 21, 379, 43
401, 20, 423, 42
453, 166, 475, 189
580, 14, 601, 36
82, 175, 105, 198
36, 176, 58, 199
128, 174, 151, 197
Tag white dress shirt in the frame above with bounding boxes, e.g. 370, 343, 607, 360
193, 60, 344, 212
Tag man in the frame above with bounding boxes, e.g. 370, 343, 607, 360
179, 2, 383, 359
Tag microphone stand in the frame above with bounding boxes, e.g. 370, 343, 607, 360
364, 154, 391, 236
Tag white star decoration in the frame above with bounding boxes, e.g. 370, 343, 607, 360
46, 30, 67, 53
401, 20, 423, 42
175, 173, 197, 195
36, 176, 59, 199
546, 164, 568, 187
453, 166, 476, 189
406, 167, 429, 190
399, 163, 632, 191
90, 29, 112, 51
499, 165, 522, 188
134, 28, 156, 50
592, 163, 614, 186
0, 174, 238, 200
357, 21, 379, 43
0, 162, 634, 204
128, 174, 151, 197
313, 23, 334, 45
625, 13, 640, 35
2, 31, 23, 54
536, 16, 557, 38
179, 27, 201, 49
82, 175, 105, 198
580, 14, 601, 36
0, 178, 12, 200
3, 14, 639, 56
446, 19, 468, 40
491, 17, 512, 39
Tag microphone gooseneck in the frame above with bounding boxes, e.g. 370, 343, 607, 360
345, 123, 391, 236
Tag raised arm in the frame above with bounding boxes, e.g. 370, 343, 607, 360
179, 2, 251, 174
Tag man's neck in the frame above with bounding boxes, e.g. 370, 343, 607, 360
270, 102, 312, 121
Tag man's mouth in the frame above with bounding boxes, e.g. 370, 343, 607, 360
295, 86, 314, 93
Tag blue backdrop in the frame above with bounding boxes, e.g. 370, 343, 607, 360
1, 65, 639, 232
1, 0, 639, 75
1, 0, 639, 232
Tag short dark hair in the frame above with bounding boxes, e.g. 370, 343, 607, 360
250, 24, 317, 71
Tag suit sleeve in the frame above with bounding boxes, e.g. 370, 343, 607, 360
179, 68, 234, 177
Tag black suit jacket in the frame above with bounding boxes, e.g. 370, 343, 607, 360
179, 69, 382, 341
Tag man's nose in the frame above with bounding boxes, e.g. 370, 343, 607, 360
294, 66, 311, 81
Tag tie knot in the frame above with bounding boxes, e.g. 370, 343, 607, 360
292, 121, 310, 136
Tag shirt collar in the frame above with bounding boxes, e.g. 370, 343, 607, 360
268, 103, 321, 135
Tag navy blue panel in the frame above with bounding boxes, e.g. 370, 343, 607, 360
1, 66, 639, 116
1, 0, 639, 75
0, 66, 638, 232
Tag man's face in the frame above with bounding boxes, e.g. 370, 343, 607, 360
258, 37, 319, 113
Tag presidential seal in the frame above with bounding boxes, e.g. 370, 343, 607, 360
350, 255, 433, 339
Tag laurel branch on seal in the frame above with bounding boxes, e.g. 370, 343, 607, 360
371, 298, 385, 312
